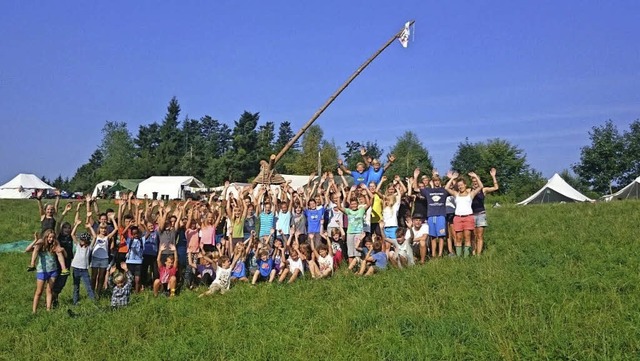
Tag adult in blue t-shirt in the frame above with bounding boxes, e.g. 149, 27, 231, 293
363, 153, 396, 185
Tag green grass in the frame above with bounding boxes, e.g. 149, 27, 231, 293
1, 200, 640, 360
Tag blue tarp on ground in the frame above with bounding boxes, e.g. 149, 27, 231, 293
0, 240, 30, 253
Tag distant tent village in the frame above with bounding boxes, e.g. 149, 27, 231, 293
1, 172, 638, 203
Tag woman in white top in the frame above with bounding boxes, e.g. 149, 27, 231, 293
445, 171, 483, 257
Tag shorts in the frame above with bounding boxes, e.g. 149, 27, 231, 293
453, 215, 475, 232
37, 271, 58, 281
384, 226, 398, 240
91, 257, 109, 269
208, 283, 227, 294
126, 263, 142, 277
346, 234, 361, 258
427, 216, 447, 238
474, 212, 488, 227
446, 213, 455, 224
202, 244, 216, 253
370, 223, 382, 237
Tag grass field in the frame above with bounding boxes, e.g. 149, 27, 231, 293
1, 200, 639, 360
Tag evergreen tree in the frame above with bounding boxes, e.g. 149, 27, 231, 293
97, 121, 136, 181
155, 97, 182, 175
387, 131, 433, 180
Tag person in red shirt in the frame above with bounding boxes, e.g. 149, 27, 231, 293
153, 244, 178, 297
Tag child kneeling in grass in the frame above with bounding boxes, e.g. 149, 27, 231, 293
199, 255, 238, 297
154, 244, 178, 297
108, 262, 133, 308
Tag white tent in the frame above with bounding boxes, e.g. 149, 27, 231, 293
211, 175, 311, 199
136, 176, 206, 200
517, 173, 593, 205
0, 173, 54, 199
602, 176, 640, 201
92, 180, 114, 198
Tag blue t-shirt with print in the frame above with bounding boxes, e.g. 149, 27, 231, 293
305, 207, 324, 233
366, 166, 384, 185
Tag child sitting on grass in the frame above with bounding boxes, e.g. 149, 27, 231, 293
199, 255, 238, 297
252, 249, 276, 285
358, 240, 387, 276
309, 236, 333, 279
348, 235, 373, 272
278, 248, 304, 284
384, 227, 415, 269
108, 262, 133, 308
153, 244, 178, 297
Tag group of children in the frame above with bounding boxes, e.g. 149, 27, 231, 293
27, 149, 499, 313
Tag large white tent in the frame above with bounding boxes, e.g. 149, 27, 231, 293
0, 173, 54, 199
602, 176, 640, 201
517, 173, 593, 205
136, 176, 206, 200
92, 180, 114, 198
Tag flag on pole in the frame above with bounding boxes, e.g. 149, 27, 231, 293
398, 21, 411, 48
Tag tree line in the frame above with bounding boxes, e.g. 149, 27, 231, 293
45, 98, 638, 201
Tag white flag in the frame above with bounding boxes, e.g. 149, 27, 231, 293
398, 21, 411, 48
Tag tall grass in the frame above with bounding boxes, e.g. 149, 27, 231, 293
1, 200, 639, 360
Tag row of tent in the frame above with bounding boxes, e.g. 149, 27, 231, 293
1, 173, 639, 204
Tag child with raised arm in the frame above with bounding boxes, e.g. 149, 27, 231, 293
309, 234, 333, 279
336, 186, 369, 263
385, 227, 415, 268
154, 244, 178, 297
71, 221, 96, 305
358, 239, 388, 276
26, 229, 64, 313
348, 235, 373, 272
87, 214, 118, 296
230, 242, 249, 283
198, 255, 237, 297
252, 249, 276, 285
321, 229, 344, 270
125, 226, 144, 293
108, 262, 134, 308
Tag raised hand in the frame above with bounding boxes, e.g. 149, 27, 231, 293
337, 159, 343, 166
413, 168, 420, 178
388, 154, 396, 162
490, 168, 497, 177
468, 172, 478, 179
360, 148, 367, 156
37, 189, 44, 199
64, 203, 73, 212
381, 175, 387, 183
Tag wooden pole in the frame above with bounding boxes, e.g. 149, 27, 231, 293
272, 20, 414, 166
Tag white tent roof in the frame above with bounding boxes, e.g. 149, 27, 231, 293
0, 173, 54, 199
211, 175, 311, 199
602, 176, 640, 201
92, 180, 114, 198
517, 173, 593, 205
136, 176, 206, 200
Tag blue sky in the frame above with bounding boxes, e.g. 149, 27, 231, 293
1, 1, 638, 185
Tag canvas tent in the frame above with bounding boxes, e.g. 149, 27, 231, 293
92, 180, 114, 198
0, 174, 54, 199
517, 173, 593, 205
136, 176, 206, 200
602, 176, 640, 201
106, 179, 143, 196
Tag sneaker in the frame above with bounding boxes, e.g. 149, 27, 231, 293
61, 269, 70, 276
27, 266, 36, 272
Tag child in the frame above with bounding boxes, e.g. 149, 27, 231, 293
310, 239, 333, 279
272, 237, 287, 276
278, 248, 304, 284
358, 240, 388, 276
385, 227, 415, 268
26, 229, 64, 313
322, 229, 345, 270
199, 255, 237, 297
348, 236, 373, 272
230, 242, 249, 283
195, 251, 217, 287
335, 188, 369, 262
108, 262, 134, 308
153, 244, 178, 297
252, 249, 276, 284
87, 214, 118, 297
71, 222, 96, 305
125, 226, 144, 293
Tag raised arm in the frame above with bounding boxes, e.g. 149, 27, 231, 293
469, 172, 484, 198
383, 154, 396, 172
445, 171, 460, 196
483, 168, 499, 194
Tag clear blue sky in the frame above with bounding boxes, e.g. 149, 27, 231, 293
1, 1, 638, 184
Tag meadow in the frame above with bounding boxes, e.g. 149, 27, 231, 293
1, 199, 639, 360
